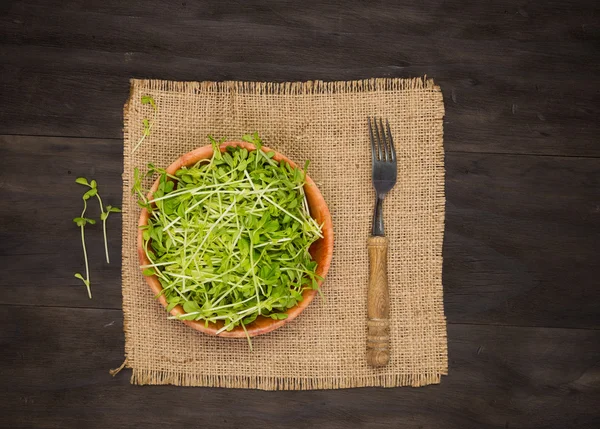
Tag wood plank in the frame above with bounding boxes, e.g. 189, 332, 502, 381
1, 0, 598, 155
444, 152, 600, 328
1, 135, 598, 328
0, 135, 123, 309
0, 305, 598, 429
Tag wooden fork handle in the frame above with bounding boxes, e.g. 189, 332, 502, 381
366, 236, 390, 367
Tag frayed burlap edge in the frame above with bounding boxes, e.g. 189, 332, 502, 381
127, 76, 438, 96
131, 369, 444, 389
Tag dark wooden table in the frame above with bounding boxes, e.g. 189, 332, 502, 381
1, 1, 599, 428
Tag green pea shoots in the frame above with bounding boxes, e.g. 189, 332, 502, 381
132, 95, 157, 154
73, 187, 96, 299
134, 133, 323, 347
74, 177, 121, 298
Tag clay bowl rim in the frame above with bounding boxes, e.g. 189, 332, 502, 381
137, 141, 334, 338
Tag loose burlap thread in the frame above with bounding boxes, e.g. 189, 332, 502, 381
122, 77, 447, 389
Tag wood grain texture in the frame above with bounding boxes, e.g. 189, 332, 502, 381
1, 305, 598, 429
1, 0, 599, 155
366, 236, 390, 366
0, 135, 124, 309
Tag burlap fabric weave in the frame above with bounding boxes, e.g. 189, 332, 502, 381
122, 77, 447, 389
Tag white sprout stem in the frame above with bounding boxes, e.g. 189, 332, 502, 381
254, 237, 292, 248
249, 237, 263, 304
244, 170, 264, 210
262, 195, 304, 225
180, 200, 236, 273
132, 110, 157, 154
209, 248, 267, 308
81, 225, 92, 299
149, 187, 277, 204
215, 306, 261, 335
162, 215, 181, 232
140, 261, 178, 268
80, 199, 91, 299
204, 295, 256, 312
148, 177, 248, 203
94, 193, 110, 264
183, 194, 212, 215
102, 218, 110, 263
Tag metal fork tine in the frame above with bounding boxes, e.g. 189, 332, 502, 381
379, 118, 389, 161
386, 119, 396, 162
368, 116, 397, 236
368, 118, 377, 162
373, 117, 384, 161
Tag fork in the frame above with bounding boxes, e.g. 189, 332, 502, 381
366, 117, 397, 367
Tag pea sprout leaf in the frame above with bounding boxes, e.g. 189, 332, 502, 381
269, 313, 288, 320
73, 177, 121, 298
141, 95, 157, 110
83, 188, 97, 200
142, 119, 151, 136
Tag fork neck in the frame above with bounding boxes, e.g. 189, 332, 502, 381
372, 194, 385, 236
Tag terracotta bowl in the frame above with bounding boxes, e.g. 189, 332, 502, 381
137, 141, 334, 338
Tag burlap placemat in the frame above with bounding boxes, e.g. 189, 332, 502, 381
121, 77, 447, 389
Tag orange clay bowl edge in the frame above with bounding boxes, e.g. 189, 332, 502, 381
137, 141, 334, 338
